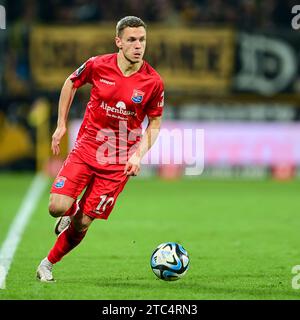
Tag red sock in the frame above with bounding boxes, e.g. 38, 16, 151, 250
47, 221, 87, 264
64, 201, 78, 216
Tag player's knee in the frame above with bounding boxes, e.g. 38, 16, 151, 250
48, 204, 63, 217
48, 200, 68, 217
48, 194, 74, 217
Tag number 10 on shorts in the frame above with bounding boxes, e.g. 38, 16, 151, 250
95, 195, 114, 214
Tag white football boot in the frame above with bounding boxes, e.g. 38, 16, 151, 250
54, 200, 79, 236
54, 216, 71, 236
36, 258, 55, 282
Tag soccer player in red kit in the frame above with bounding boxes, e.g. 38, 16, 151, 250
36, 16, 164, 282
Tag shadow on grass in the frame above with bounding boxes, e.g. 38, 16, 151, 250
62, 274, 300, 300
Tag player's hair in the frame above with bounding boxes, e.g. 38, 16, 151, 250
116, 16, 147, 37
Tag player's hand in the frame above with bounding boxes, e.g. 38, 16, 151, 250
51, 126, 66, 155
124, 153, 141, 176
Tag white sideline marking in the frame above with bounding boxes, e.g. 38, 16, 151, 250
0, 174, 48, 289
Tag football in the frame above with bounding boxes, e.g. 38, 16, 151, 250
150, 242, 190, 281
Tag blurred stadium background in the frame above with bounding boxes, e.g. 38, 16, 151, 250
1, 0, 299, 179
1, 0, 300, 299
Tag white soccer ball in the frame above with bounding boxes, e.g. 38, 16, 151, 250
150, 242, 190, 281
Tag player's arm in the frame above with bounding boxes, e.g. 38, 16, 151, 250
52, 57, 95, 155
124, 116, 162, 176
51, 77, 77, 155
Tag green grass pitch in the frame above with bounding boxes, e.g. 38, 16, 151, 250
0, 172, 300, 300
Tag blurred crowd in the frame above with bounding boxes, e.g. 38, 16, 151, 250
1, 0, 297, 102
5, 0, 296, 29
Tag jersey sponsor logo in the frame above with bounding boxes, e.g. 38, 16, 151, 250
54, 176, 66, 188
75, 63, 86, 76
116, 101, 126, 110
100, 78, 115, 86
99, 101, 136, 117
131, 89, 145, 103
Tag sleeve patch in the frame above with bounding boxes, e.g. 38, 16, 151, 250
76, 63, 86, 76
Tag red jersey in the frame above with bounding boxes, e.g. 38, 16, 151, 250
69, 53, 164, 169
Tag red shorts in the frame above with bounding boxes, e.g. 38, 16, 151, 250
50, 151, 129, 220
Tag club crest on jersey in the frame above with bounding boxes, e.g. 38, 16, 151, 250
54, 176, 66, 189
131, 89, 145, 103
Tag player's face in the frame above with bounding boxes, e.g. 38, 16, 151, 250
116, 26, 146, 64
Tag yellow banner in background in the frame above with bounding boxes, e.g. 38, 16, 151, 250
30, 25, 115, 90
30, 25, 235, 93
0, 112, 34, 164
148, 27, 235, 94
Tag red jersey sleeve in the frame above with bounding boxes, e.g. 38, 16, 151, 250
69, 57, 95, 88
146, 79, 164, 118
